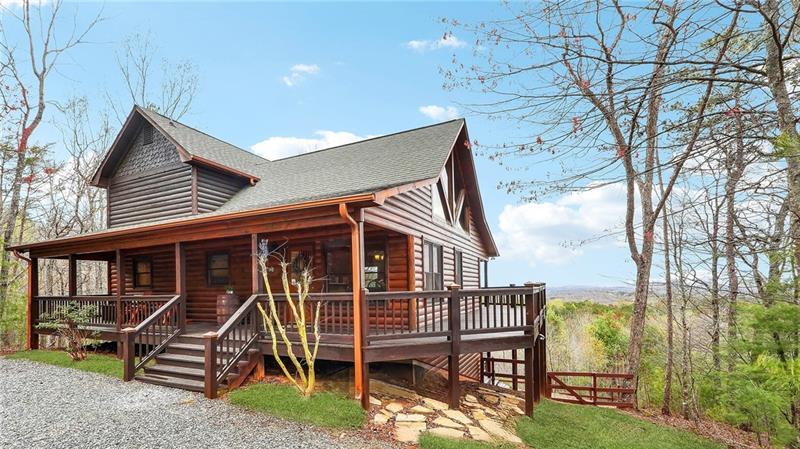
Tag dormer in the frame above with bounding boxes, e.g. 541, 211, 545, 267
91, 106, 262, 228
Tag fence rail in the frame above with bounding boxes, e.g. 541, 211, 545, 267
546, 371, 636, 408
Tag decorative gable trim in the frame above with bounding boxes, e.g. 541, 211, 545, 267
91, 106, 259, 187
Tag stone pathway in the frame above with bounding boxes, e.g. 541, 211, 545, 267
369, 380, 525, 445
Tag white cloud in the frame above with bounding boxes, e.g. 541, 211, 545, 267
496, 184, 628, 266
281, 63, 320, 87
251, 130, 367, 160
405, 34, 466, 52
419, 105, 460, 121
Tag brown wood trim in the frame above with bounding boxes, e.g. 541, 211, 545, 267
373, 177, 437, 205
13, 193, 378, 254
188, 156, 259, 185
91, 107, 141, 187
27, 257, 38, 350
191, 166, 198, 214
68, 255, 77, 297
251, 234, 262, 294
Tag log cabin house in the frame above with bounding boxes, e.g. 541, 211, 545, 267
9, 105, 547, 414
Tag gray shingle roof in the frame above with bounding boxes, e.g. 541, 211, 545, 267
139, 108, 269, 177
217, 119, 464, 212
141, 107, 463, 213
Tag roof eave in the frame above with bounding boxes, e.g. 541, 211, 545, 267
8, 192, 379, 253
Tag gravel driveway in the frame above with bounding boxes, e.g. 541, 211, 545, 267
0, 358, 391, 449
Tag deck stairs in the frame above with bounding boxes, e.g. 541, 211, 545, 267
134, 333, 261, 393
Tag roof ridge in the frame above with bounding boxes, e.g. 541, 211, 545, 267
256, 117, 465, 164
138, 106, 272, 164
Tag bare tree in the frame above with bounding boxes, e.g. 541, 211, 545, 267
108, 31, 199, 122
0, 0, 100, 319
448, 1, 741, 390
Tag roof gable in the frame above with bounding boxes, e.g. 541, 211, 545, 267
91, 106, 263, 187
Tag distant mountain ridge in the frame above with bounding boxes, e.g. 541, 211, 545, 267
547, 285, 635, 304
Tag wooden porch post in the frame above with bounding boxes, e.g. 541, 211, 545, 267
175, 242, 186, 329
524, 282, 536, 417
115, 250, 125, 358
27, 257, 39, 350
447, 283, 462, 409
203, 331, 218, 399
67, 254, 77, 297
251, 234, 263, 294
538, 286, 548, 399
339, 203, 368, 408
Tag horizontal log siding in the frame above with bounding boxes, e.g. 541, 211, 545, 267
185, 236, 253, 322
366, 185, 492, 380
108, 164, 192, 227
109, 246, 176, 295
196, 166, 246, 213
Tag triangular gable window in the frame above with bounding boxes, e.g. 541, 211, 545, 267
433, 150, 469, 233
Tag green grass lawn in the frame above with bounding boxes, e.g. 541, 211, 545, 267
419, 432, 515, 449
6, 350, 123, 379
516, 400, 726, 449
227, 383, 366, 429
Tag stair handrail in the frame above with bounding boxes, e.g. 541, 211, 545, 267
203, 294, 263, 398
122, 293, 185, 381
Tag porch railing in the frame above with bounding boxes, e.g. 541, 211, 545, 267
363, 284, 546, 343
203, 294, 262, 399
122, 294, 185, 381
33, 294, 177, 331
202, 284, 546, 398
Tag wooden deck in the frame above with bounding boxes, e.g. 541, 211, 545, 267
33, 284, 547, 414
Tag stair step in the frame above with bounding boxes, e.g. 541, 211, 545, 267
165, 343, 205, 356
135, 374, 204, 392
156, 353, 206, 367
145, 364, 205, 381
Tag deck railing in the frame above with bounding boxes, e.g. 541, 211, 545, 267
203, 294, 262, 398
363, 284, 546, 343
202, 284, 545, 399
33, 294, 177, 331
122, 294, 185, 381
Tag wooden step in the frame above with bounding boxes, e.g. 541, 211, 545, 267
135, 373, 204, 392
155, 353, 206, 368
165, 342, 205, 356
175, 335, 205, 345
144, 364, 205, 381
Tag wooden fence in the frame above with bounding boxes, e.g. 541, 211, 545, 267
546, 371, 635, 408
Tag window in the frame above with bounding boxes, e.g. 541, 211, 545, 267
142, 124, 153, 145
454, 250, 463, 287
323, 240, 387, 292
325, 240, 352, 292
458, 205, 469, 233
133, 257, 152, 288
364, 243, 387, 292
423, 241, 443, 290
206, 252, 230, 286
289, 247, 312, 285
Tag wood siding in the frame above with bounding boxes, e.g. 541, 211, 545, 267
108, 125, 193, 228
195, 166, 247, 213
184, 236, 253, 321
365, 184, 492, 381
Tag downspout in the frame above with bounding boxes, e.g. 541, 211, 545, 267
338, 203, 365, 403
11, 249, 31, 264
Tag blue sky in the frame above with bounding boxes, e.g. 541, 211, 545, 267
11, 1, 637, 288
